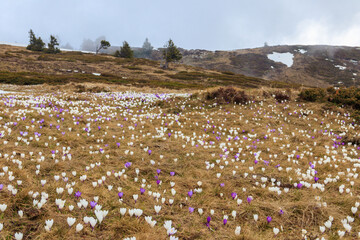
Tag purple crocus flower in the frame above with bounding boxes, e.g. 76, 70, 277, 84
247, 196, 252, 203
207, 216, 211, 223
168, 133, 172, 137
118, 192, 123, 198
116, 142, 120, 147
90, 201, 97, 209
156, 169, 161, 175
189, 207, 194, 213
188, 190, 193, 198
279, 209, 284, 215
231, 192, 237, 200
297, 183, 303, 189
0, 184, 3, 190
220, 183, 225, 187
148, 149, 152, 155
74, 191, 81, 198
267, 216, 272, 223
314, 177, 319, 182
170, 172, 175, 176
223, 219, 227, 225
140, 188, 145, 195
125, 162, 132, 168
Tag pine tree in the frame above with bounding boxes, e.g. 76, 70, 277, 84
26, 29, 45, 51
162, 39, 182, 69
27, 29, 36, 48
46, 35, 60, 54
141, 38, 153, 58
118, 41, 133, 58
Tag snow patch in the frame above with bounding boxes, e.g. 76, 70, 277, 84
0, 42, 27, 47
0, 90, 15, 94
92, 73, 101, 76
335, 65, 347, 70
350, 60, 358, 64
267, 52, 294, 67
298, 49, 307, 54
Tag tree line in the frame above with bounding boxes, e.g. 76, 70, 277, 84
26, 29, 182, 68
27, 29, 60, 54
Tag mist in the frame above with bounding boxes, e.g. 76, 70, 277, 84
1, 0, 360, 51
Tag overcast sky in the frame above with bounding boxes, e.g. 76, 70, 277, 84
1, 0, 359, 50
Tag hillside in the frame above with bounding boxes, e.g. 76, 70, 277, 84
0, 44, 297, 91
178, 45, 360, 88
2, 43, 360, 239
3, 44, 360, 90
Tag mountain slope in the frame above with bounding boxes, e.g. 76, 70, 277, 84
0, 44, 298, 90
179, 45, 360, 87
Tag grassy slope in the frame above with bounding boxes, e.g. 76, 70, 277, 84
0, 89, 359, 239
0, 44, 299, 90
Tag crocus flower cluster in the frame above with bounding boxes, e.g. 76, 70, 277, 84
0, 88, 359, 239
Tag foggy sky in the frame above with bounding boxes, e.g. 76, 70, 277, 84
1, 0, 360, 50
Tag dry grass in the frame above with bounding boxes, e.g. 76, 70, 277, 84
0, 85, 359, 239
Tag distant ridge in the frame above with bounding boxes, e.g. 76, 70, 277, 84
177, 45, 360, 87
2, 41, 359, 87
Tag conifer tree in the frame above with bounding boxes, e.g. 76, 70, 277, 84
162, 39, 182, 69
26, 29, 45, 51
46, 35, 60, 53
118, 41, 133, 58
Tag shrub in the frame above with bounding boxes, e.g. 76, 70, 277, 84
341, 133, 360, 145
221, 71, 235, 75
168, 71, 205, 80
262, 91, 271, 98
274, 91, 291, 102
206, 87, 251, 104
168, 107, 182, 114
298, 88, 326, 102
329, 87, 360, 109
326, 87, 336, 94
88, 86, 109, 93
351, 110, 360, 121
37, 55, 55, 61
300, 87, 360, 111
125, 66, 142, 71
190, 93, 199, 99
75, 85, 86, 93
233, 91, 250, 104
